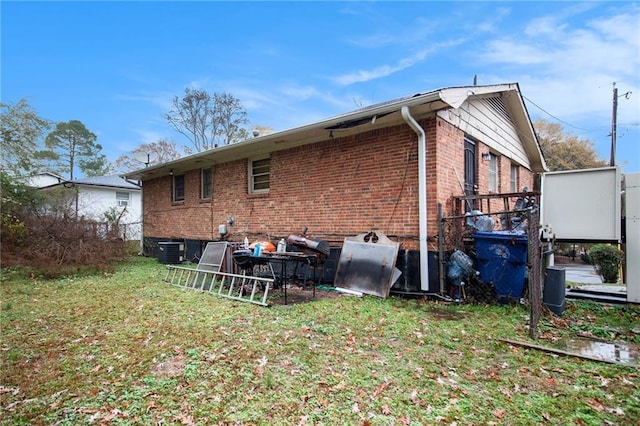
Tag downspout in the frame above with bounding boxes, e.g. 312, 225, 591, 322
139, 182, 144, 255
401, 106, 430, 291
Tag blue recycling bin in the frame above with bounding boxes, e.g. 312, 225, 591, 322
473, 231, 528, 302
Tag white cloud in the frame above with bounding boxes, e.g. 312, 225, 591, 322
475, 5, 640, 125
333, 40, 464, 86
477, 6, 511, 33
482, 40, 550, 65
114, 92, 174, 111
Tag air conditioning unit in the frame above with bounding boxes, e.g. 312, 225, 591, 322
117, 200, 128, 207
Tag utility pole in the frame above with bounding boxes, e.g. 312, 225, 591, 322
610, 82, 632, 167
610, 83, 617, 166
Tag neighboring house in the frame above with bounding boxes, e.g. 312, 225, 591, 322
25, 171, 66, 188
29, 173, 143, 241
125, 83, 547, 289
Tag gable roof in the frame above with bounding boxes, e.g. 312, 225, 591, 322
125, 83, 546, 181
72, 175, 141, 190
39, 174, 141, 190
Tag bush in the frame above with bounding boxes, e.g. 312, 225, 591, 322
588, 244, 624, 283
1, 172, 127, 277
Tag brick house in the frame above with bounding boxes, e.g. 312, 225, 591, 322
125, 83, 547, 291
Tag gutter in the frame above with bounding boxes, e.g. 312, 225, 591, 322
401, 106, 430, 292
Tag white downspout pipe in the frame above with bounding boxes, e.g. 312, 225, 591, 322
401, 106, 430, 291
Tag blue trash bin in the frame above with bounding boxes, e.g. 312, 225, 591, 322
473, 231, 528, 302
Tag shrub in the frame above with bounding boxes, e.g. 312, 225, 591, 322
1, 172, 127, 277
588, 244, 624, 283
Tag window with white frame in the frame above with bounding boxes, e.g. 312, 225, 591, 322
201, 167, 212, 199
173, 174, 185, 202
116, 191, 129, 207
488, 153, 498, 192
510, 163, 519, 193
248, 156, 270, 194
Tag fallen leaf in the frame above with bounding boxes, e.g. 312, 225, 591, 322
587, 398, 605, 412
607, 407, 624, 416
493, 408, 506, 419
258, 356, 268, 368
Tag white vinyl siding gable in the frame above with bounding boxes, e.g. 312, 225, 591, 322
440, 94, 532, 169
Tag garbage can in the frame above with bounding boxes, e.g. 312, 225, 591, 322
158, 242, 181, 264
473, 231, 528, 302
543, 266, 566, 316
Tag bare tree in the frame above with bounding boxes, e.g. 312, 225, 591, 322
164, 88, 249, 152
0, 99, 52, 177
211, 92, 249, 145
114, 139, 183, 172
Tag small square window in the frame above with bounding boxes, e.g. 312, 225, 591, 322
116, 191, 129, 207
249, 156, 270, 194
201, 168, 212, 199
173, 174, 185, 202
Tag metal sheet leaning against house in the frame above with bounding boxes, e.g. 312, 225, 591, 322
334, 231, 401, 298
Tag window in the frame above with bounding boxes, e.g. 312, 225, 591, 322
116, 191, 129, 207
173, 174, 185, 202
488, 153, 498, 192
510, 163, 519, 193
201, 168, 212, 199
249, 156, 270, 194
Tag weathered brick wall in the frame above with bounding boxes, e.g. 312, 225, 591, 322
144, 116, 535, 250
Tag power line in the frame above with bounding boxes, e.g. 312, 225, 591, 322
522, 95, 593, 132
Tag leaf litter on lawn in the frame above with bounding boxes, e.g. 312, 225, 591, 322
1, 257, 638, 425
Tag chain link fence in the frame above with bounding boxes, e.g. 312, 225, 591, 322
437, 192, 544, 336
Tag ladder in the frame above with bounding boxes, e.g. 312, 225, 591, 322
162, 241, 273, 306
164, 266, 273, 307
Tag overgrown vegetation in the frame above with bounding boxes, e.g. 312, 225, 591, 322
2, 257, 638, 425
588, 244, 625, 283
0, 174, 128, 277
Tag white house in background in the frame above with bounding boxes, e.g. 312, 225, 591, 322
26, 171, 66, 188
28, 173, 143, 241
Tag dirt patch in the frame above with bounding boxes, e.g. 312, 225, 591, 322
268, 285, 350, 306
151, 355, 185, 378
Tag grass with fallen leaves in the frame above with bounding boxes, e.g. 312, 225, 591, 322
1, 257, 639, 425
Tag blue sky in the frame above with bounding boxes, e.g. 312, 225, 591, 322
2, 1, 639, 173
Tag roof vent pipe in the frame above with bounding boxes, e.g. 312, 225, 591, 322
401, 106, 430, 292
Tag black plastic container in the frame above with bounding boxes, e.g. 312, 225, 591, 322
543, 266, 566, 316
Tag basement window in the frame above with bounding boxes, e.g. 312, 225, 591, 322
249, 156, 270, 194
173, 174, 185, 202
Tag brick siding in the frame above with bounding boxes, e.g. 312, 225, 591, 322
143, 116, 535, 250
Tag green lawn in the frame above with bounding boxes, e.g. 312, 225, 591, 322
1, 257, 638, 425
